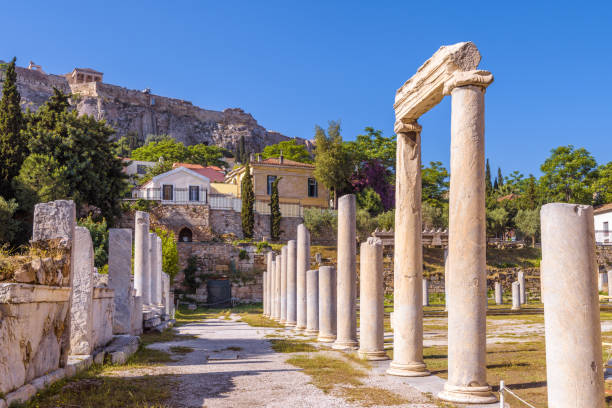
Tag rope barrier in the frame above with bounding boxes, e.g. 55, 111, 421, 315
499, 380, 538, 408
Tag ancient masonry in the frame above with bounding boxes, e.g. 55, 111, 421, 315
0, 61, 312, 152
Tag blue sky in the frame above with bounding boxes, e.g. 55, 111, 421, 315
4, 1, 611, 177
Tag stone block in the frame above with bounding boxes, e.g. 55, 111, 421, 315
66, 355, 93, 375
32, 200, 76, 245
109, 228, 133, 334
4, 384, 36, 406
92, 287, 115, 350
30, 368, 65, 391
131, 294, 143, 335
69, 226, 94, 356
93, 351, 106, 365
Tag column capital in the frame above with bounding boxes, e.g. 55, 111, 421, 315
394, 118, 422, 135
443, 70, 494, 95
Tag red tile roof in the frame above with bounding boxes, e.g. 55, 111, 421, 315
594, 203, 612, 215
172, 162, 225, 182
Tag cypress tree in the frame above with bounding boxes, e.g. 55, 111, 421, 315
240, 161, 255, 238
497, 167, 504, 187
269, 177, 282, 241
493, 177, 499, 191
0, 57, 25, 197
485, 159, 492, 195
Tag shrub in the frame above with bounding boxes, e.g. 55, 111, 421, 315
239, 249, 249, 260
303, 208, 337, 239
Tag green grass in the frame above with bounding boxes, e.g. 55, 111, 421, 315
270, 338, 317, 353
169, 346, 194, 354
140, 329, 196, 346
285, 354, 365, 393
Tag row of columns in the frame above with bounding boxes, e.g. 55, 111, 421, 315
133, 211, 165, 310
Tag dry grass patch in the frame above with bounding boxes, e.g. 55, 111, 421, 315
341, 351, 372, 368
270, 338, 317, 353
169, 346, 194, 354
285, 353, 365, 393
339, 386, 409, 407
240, 314, 285, 328
140, 329, 196, 346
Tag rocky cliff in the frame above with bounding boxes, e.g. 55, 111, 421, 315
0, 62, 311, 153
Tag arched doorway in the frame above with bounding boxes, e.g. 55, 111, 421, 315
178, 227, 193, 242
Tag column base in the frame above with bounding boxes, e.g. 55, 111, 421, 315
317, 334, 336, 343
285, 321, 296, 327
332, 339, 359, 350
293, 325, 306, 333
511, 306, 520, 310
386, 361, 430, 377
304, 329, 319, 336
279, 319, 287, 324
358, 350, 389, 361
437, 383, 497, 404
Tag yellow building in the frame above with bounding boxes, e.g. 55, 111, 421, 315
225, 155, 330, 212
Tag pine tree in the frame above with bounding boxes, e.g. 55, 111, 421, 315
0, 57, 25, 197
497, 167, 504, 187
269, 177, 282, 240
493, 177, 499, 190
485, 159, 492, 195
240, 162, 255, 238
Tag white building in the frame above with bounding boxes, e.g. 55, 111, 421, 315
595, 203, 612, 245
123, 159, 156, 177
134, 166, 210, 204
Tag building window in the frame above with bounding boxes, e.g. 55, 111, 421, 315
267, 175, 277, 195
162, 184, 173, 201
308, 178, 318, 198
605, 221, 609, 237
189, 186, 200, 202
136, 164, 148, 175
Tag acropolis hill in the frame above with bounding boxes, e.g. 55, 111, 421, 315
0, 61, 310, 152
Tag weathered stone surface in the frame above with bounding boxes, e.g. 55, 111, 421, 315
317, 266, 336, 342
66, 355, 93, 375
295, 225, 310, 332
70, 226, 95, 356
541, 203, 604, 408
0, 284, 69, 394
108, 228, 133, 334
150, 233, 161, 305
305, 269, 319, 335
92, 287, 114, 350
134, 211, 150, 305
4, 384, 36, 406
280, 246, 288, 324
286, 240, 297, 326
106, 335, 140, 365
29, 368, 65, 391
131, 295, 143, 335
511, 281, 521, 310
31, 200, 76, 245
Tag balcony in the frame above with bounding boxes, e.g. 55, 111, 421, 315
129, 187, 208, 204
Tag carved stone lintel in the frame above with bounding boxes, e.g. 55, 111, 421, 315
443, 70, 494, 95
394, 119, 422, 135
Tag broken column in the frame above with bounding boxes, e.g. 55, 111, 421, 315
518, 270, 526, 304
511, 282, 521, 310
286, 240, 297, 326
387, 122, 429, 377
422, 278, 429, 307
358, 238, 388, 360
439, 70, 496, 404
280, 245, 288, 324
332, 194, 358, 350
108, 228, 133, 334
295, 224, 310, 332
134, 211, 151, 306
305, 269, 319, 335
541, 203, 604, 408
70, 226, 95, 356
494, 282, 502, 305
318, 266, 337, 342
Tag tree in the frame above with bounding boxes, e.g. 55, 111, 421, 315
375, 209, 395, 230
0, 57, 26, 197
487, 207, 509, 238
240, 162, 255, 238
269, 177, 282, 240
303, 208, 337, 239
356, 187, 383, 217
154, 227, 179, 282
346, 127, 396, 171
131, 138, 190, 163
497, 167, 504, 188
261, 139, 312, 163
0, 196, 20, 244
115, 131, 142, 157
351, 160, 394, 210
515, 208, 540, 247
187, 144, 227, 168
592, 161, 612, 204
356, 208, 377, 241
235, 135, 249, 164
539, 145, 597, 204
422, 201, 448, 229
13, 154, 70, 210
422, 161, 449, 207
485, 159, 492, 196
78, 215, 108, 268
520, 175, 540, 210
313, 121, 356, 208
19, 88, 127, 222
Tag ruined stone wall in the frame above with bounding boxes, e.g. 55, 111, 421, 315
597, 245, 612, 270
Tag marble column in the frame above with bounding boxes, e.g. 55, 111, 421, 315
358, 238, 388, 360
439, 71, 496, 404
387, 121, 428, 376
149, 233, 161, 308
318, 266, 337, 342
295, 224, 310, 332
518, 270, 526, 304
272, 254, 281, 321
494, 282, 502, 305
286, 240, 297, 326
156, 235, 163, 306
108, 228, 133, 334
305, 269, 319, 335
280, 246, 288, 324
541, 203, 603, 408
444, 248, 449, 312
134, 211, 151, 306
263, 271, 268, 315
422, 279, 429, 307
598, 272, 605, 292
265, 251, 274, 316
608, 270, 612, 302
511, 282, 520, 310
332, 194, 358, 350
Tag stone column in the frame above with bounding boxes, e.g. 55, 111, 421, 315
541, 203, 603, 408
295, 224, 310, 332
332, 194, 358, 350
439, 71, 496, 404
387, 121, 429, 376
280, 246, 288, 324
511, 282, 520, 310
108, 228, 133, 334
134, 211, 150, 306
598, 272, 604, 292
305, 269, 319, 335
262, 271, 268, 315
149, 233, 160, 308
156, 236, 163, 306
318, 266, 337, 342
444, 248, 449, 312
358, 238, 388, 360
163, 273, 171, 317
273, 254, 282, 321
422, 279, 429, 307
608, 270, 612, 302
494, 282, 502, 305
265, 252, 274, 316
518, 270, 526, 304
70, 226, 94, 355
286, 240, 297, 326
